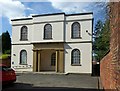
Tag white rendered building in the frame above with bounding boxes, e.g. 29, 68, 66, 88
11, 12, 93, 74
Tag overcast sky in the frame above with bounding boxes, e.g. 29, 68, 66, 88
0, 0, 108, 37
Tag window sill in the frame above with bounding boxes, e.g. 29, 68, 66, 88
20, 39, 28, 41
71, 64, 82, 66
43, 38, 53, 40
71, 37, 82, 39
19, 64, 28, 65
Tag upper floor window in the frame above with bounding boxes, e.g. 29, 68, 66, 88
20, 26, 28, 41
51, 53, 56, 66
71, 22, 81, 38
71, 49, 81, 65
20, 50, 27, 65
44, 24, 52, 39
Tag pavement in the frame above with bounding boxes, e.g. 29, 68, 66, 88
2, 72, 103, 91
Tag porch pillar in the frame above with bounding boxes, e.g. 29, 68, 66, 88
59, 50, 64, 73
55, 50, 64, 73
38, 50, 41, 72
33, 50, 37, 72
56, 50, 59, 72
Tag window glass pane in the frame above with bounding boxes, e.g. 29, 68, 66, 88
72, 22, 80, 38
51, 53, 56, 66
20, 50, 27, 64
44, 24, 52, 39
21, 26, 27, 40
72, 49, 80, 65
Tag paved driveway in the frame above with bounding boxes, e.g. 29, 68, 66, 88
2, 73, 102, 91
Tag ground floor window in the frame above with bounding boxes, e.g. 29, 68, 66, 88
20, 50, 27, 65
51, 53, 56, 66
71, 49, 80, 65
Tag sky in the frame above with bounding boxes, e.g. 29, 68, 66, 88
0, 0, 108, 37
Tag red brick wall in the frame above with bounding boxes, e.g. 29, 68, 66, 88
100, 52, 115, 90
100, 2, 120, 91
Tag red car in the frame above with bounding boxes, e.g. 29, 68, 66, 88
0, 64, 16, 85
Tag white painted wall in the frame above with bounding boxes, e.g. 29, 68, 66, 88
11, 45, 33, 69
12, 19, 33, 72
66, 14, 92, 21
11, 13, 93, 73
32, 22, 64, 43
33, 14, 64, 23
65, 15, 93, 42
64, 43, 92, 74
12, 19, 33, 25
12, 24, 33, 44
64, 14, 92, 74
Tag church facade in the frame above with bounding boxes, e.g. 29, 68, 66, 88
11, 12, 93, 74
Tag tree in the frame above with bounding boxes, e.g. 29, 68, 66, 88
0, 31, 11, 54
0, 35, 1, 54
93, 19, 110, 61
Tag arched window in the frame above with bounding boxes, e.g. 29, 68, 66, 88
44, 24, 52, 39
71, 22, 81, 38
71, 49, 80, 65
20, 26, 28, 40
51, 53, 56, 66
20, 50, 27, 65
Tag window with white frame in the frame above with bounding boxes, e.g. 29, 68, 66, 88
20, 50, 27, 65
71, 49, 81, 65
20, 26, 28, 40
44, 24, 52, 39
71, 22, 81, 38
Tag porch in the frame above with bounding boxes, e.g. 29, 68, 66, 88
32, 43, 64, 73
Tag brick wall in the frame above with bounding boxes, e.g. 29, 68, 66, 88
100, 2, 120, 91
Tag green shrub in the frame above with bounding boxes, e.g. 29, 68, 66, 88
4, 50, 11, 54
0, 54, 10, 59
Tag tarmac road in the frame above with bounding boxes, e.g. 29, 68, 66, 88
2, 73, 102, 91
